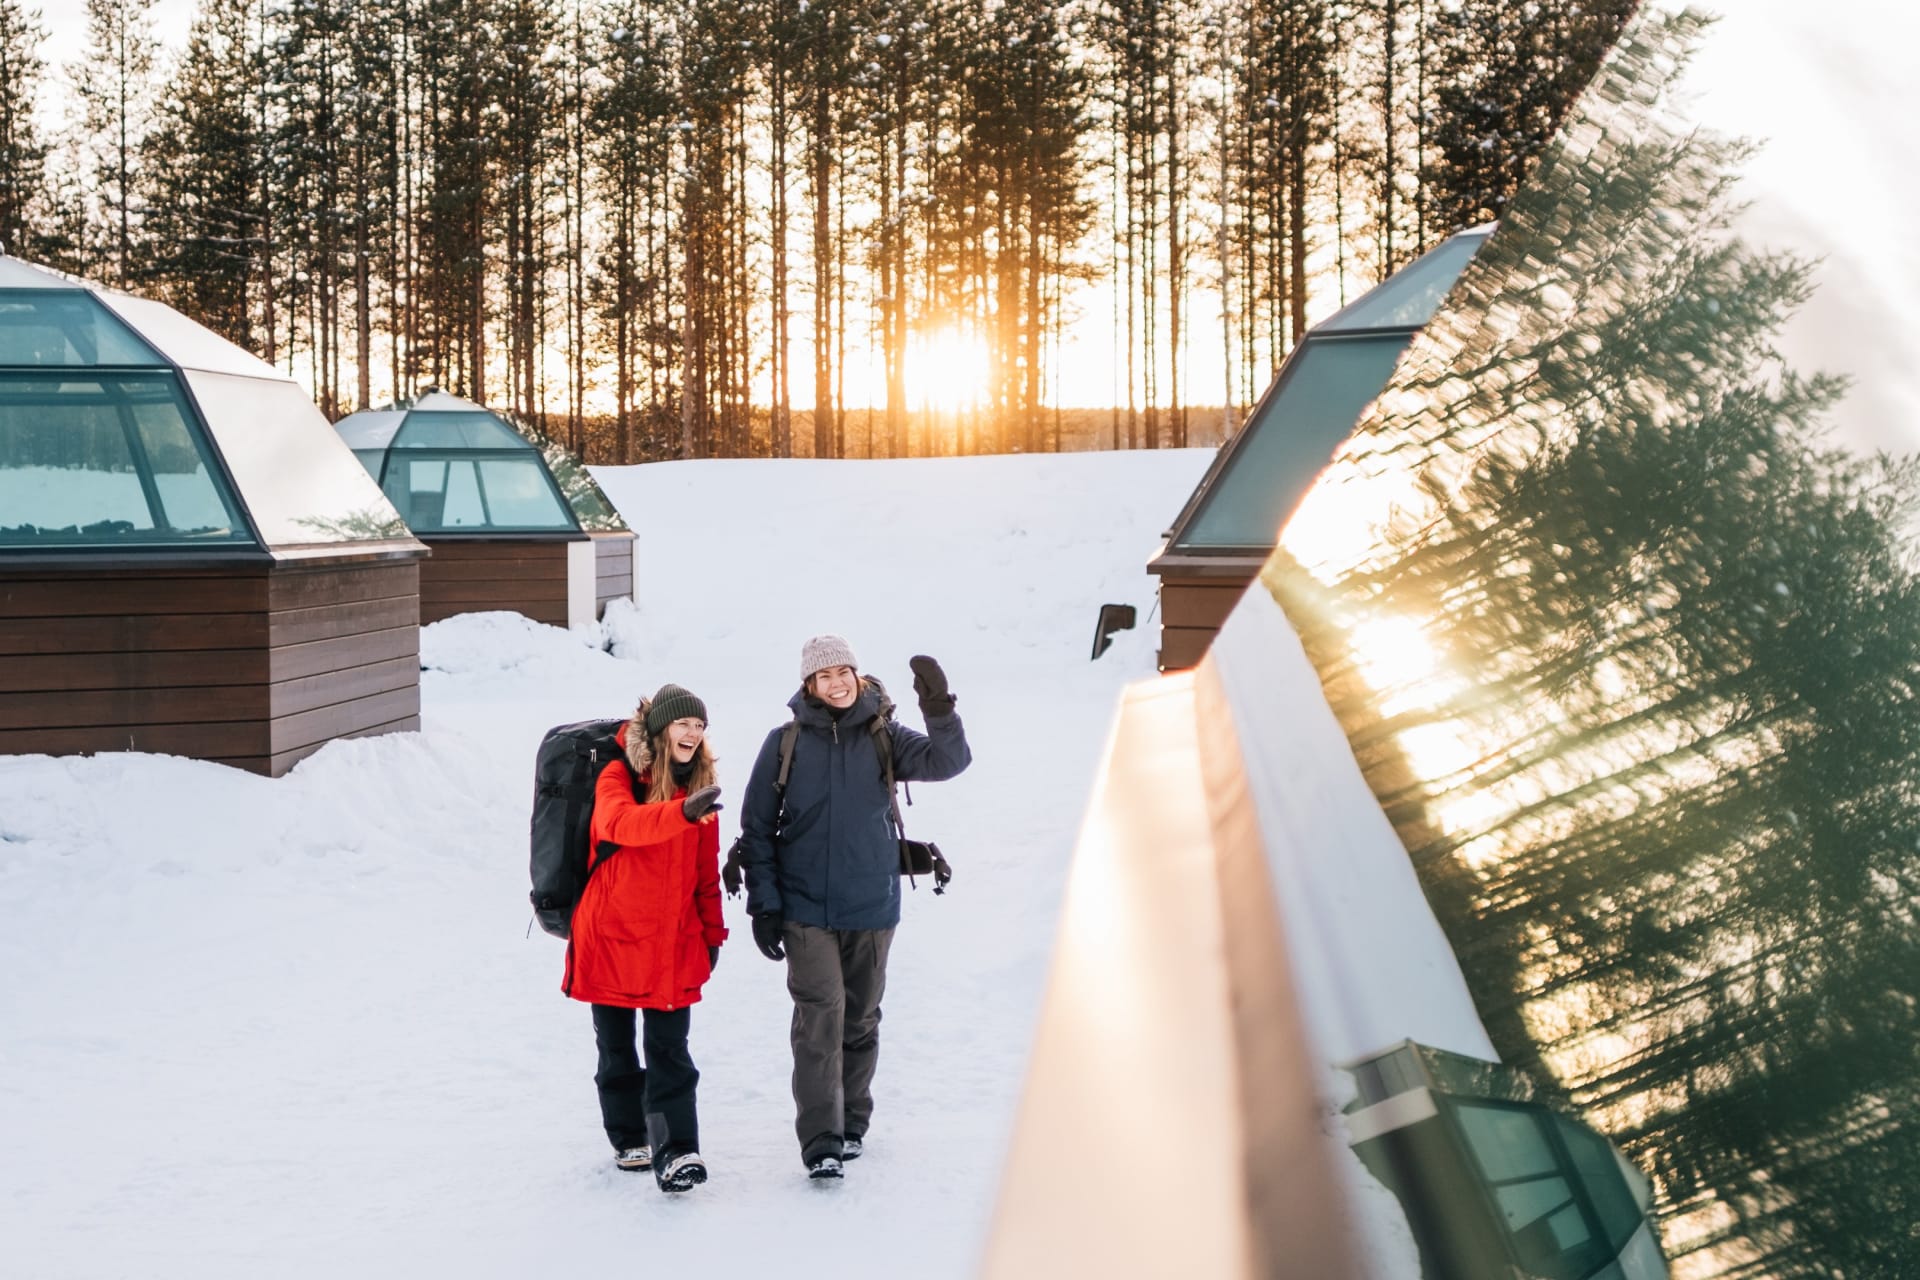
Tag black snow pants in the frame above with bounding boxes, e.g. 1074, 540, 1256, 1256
592, 1003, 700, 1158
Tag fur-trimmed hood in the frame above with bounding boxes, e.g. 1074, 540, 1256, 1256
621, 703, 654, 777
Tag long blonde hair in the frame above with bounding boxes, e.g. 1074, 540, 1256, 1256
643, 733, 717, 804
626, 695, 718, 803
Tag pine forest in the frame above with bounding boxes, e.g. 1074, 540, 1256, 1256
0, 0, 1631, 460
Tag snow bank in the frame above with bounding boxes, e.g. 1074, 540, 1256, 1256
0, 448, 1211, 1279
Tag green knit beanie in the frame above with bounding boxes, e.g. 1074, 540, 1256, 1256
644, 683, 707, 737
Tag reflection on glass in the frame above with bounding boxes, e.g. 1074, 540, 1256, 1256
390, 409, 528, 450
0, 290, 166, 367
0, 373, 248, 545
336, 394, 623, 533
183, 370, 410, 548
381, 454, 575, 532
530, 433, 627, 531
1177, 334, 1412, 548
1263, 8, 1920, 1275
1318, 229, 1492, 333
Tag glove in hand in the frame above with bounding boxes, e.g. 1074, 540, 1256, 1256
909, 655, 955, 716
752, 911, 786, 961
707, 945, 720, 973
682, 785, 722, 823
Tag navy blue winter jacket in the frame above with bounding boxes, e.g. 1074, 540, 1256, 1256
740, 679, 971, 930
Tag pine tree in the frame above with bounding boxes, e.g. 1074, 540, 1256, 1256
0, 0, 48, 259
70, 0, 158, 285
1273, 12, 1920, 1270
141, 0, 273, 350
591, 0, 681, 463
1422, 0, 1634, 232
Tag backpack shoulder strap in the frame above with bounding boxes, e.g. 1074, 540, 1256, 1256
775, 718, 801, 798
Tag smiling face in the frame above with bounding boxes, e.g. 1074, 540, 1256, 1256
809, 664, 859, 709
664, 716, 706, 763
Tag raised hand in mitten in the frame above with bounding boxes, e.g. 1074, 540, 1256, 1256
752, 911, 786, 961
909, 654, 955, 716
682, 785, 722, 823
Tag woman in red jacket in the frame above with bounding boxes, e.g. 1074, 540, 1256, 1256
564, 682, 728, 1193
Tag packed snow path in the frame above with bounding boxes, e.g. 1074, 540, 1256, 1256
1, 450, 1211, 1279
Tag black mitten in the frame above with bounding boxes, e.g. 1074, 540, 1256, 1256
909, 655, 955, 716
752, 911, 786, 961
682, 785, 722, 822
707, 945, 720, 972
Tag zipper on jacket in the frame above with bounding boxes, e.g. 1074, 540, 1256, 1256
832, 719, 839, 743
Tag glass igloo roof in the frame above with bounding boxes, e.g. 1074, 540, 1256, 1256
0, 257, 414, 556
337, 392, 622, 536
1160, 226, 1490, 554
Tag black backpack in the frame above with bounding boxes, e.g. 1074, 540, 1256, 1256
528, 718, 626, 938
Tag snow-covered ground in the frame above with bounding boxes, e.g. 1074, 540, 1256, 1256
0, 449, 1212, 1279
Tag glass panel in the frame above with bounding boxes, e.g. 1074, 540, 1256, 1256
476, 458, 574, 528
1553, 1116, 1644, 1250
1256, 8, 1916, 1271
1493, 1176, 1575, 1231
0, 373, 249, 546
95, 293, 281, 378
181, 369, 408, 547
1546, 1203, 1593, 1250
1455, 1103, 1557, 1182
333, 409, 407, 452
1318, 232, 1488, 332
391, 408, 530, 450
0, 289, 165, 367
383, 454, 573, 532
351, 449, 385, 481
0, 259, 75, 288
535, 436, 626, 530
442, 460, 485, 526
1174, 334, 1411, 548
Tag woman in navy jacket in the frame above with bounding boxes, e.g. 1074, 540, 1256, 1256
738, 635, 971, 1179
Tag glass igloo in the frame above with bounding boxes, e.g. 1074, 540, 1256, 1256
1147, 225, 1492, 670
0, 255, 425, 774
334, 391, 634, 627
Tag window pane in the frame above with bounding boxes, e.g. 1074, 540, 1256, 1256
1554, 1115, 1646, 1249
1176, 335, 1412, 548
443, 460, 486, 527
1494, 1176, 1576, 1231
1456, 1103, 1558, 1181
0, 290, 165, 367
1319, 231, 1486, 332
392, 409, 529, 450
476, 458, 574, 529
182, 369, 408, 547
0, 374, 248, 546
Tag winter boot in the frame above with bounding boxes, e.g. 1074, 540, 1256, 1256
841, 1136, 863, 1161
806, 1154, 844, 1180
614, 1146, 652, 1171
656, 1151, 708, 1193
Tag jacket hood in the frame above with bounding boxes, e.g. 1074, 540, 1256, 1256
788, 675, 892, 730
621, 704, 653, 777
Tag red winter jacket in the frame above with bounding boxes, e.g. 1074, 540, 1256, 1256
563, 749, 728, 1010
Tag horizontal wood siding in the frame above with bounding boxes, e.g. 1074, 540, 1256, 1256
0, 558, 422, 776
1152, 567, 1258, 673
418, 537, 573, 625
1158, 626, 1217, 673
1160, 580, 1253, 631
593, 532, 635, 618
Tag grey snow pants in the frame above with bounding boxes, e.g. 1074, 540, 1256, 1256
784, 921, 895, 1165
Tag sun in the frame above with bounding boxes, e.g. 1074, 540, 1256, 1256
909, 327, 992, 417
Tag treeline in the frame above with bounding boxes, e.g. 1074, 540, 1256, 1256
1272, 12, 1920, 1276
0, 0, 1630, 461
